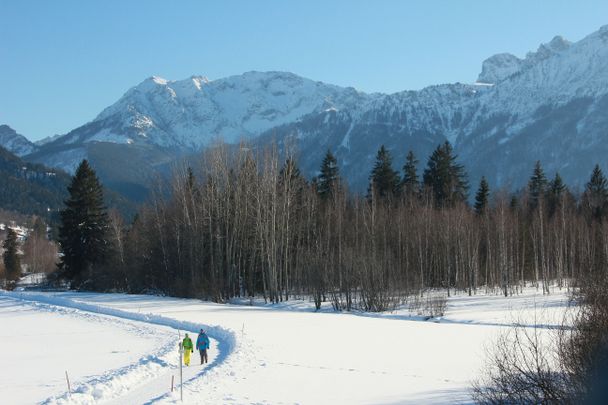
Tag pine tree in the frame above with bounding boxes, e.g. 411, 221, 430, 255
368, 145, 400, 200
422, 142, 469, 207
474, 177, 490, 215
401, 150, 420, 197
317, 150, 340, 200
528, 161, 548, 211
584, 164, 608, 221
2, 228, 21, 282
58, 160, 111, 287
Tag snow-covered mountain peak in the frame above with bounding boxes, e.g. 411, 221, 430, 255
477, 34, 572, 84
0, 124, 36, 156
81, 71, 372, 149
150, 75, 168, 85
477, 53, 522, 84
524, 35, 571, 65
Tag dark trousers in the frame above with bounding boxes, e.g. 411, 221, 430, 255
199, 348, 208, 364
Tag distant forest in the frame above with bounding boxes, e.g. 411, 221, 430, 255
0, 146, 70, 217
0, 145, 138, 222
51, 141, 608, 313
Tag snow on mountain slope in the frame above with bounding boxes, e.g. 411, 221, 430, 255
22, 24, 608, 195
59, 71, 373, 150
474, 28, 607, 119
0, 125, 37, 156
264, 25, 608, 190
477, 35, 572, 84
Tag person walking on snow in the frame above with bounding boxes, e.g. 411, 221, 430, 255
197, 329, 210, 364
182, 333, 194, 366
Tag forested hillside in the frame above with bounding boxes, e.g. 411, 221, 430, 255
0, 146, 70, 217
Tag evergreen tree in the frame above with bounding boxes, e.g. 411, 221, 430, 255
187, 167, 196, 191
528, 161, 548, 211
317, 150, 340, 200
280, 158, 302, 182
368, 145, 400, 200
584, 164, 608, 221
58, 160, 111, 287
547, 172, 567, 217
474, 176, 490, 215
401, 150, 420, 197
422, 142, 469, 207
2, 228, 21, 282
280, 158, 306, 196
30, 216, 48, 239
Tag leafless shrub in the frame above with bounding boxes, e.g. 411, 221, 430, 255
473, 276, 608, 404
407, 291, 447, 318
557, 276, 608, 402
22, 234, 59, 274
407, 293, 422, 314
424, 292, 448, 318
471, 321, 569, 404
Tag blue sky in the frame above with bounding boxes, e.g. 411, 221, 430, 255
1, 0, 607, 141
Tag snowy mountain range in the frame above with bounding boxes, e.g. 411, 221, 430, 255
5, 24, 608, 198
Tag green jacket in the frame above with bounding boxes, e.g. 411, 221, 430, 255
183, 336, 193, 351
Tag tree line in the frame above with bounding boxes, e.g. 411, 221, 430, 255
55, 142, 608, 311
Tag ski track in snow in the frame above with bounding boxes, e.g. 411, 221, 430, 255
0, 291, 245, 405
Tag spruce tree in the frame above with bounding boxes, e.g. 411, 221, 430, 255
368, 145, 400, 200
317, 150, 339, 200
474, 176, 490, 215
528, 161, 548, 211
584, 164, 608, 221
280, 158, 302, 183
422, 142, 468, 207
401, 150, 420, 197
547, 172, 567, 217
280, 158, 306, 195
187, 167, 196, 191
2, 228, 21, 282
58, 160, 110, 287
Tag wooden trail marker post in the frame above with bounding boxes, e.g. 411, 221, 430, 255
65, 370, 71, 396
178, 330, 183, 402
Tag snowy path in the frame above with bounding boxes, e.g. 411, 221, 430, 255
0, 292, 224, 405
1, 288, 570, 404
0, 294, 173, 404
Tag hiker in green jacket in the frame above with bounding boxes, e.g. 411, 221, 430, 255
182, 333, 194, 366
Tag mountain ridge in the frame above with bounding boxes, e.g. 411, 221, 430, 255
4, 24, 608, 198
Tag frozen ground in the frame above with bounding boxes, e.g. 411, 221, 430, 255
0, 286, 571, 404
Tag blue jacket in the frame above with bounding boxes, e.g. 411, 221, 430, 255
196, 332, 210, 350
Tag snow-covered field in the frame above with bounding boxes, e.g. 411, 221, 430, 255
0, 287, 570, 404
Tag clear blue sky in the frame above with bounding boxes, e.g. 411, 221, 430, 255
1, 0, 607, 141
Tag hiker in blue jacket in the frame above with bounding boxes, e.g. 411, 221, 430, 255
196, 329, 210, 365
